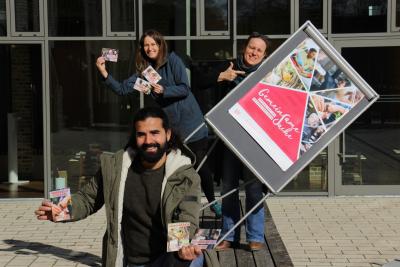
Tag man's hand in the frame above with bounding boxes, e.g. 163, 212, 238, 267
34, 200, 54, 221
96, 56, 109, 79
177, 245, 202, 261
217, 62, 246, 82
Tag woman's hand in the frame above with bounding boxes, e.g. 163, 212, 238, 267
177, 245, 202, 261
151, 83, 164, 94
217, 62, 246, 82
96, 56, 109, 79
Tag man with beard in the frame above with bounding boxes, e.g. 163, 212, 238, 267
34, 107, 208, 267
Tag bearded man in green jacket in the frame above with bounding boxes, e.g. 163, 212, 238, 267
35, 107, 209, 267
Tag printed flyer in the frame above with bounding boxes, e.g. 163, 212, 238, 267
229, 38, 364, 171
49, 188, 72, 222
167, 222, 190, 252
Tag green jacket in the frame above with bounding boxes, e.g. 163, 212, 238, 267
70, 148, 202, 267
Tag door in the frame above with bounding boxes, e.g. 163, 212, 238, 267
0, 43, 44, 198
333, 38, 400, 195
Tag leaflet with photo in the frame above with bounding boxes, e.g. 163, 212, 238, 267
101, 48, 119, 62
191, 228, 221, 249
49, 188, 72, 222
133, 78, 152, 94
142, 65, 162, 84
167, 222, 190, 252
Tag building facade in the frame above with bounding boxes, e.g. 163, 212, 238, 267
0, 0, 399, 198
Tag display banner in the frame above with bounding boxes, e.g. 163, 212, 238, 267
228, 37, 366, 171
204, 22, 378, 192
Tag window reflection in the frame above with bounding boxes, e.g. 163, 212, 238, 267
341, 46, 400, 185
110, 0, 135, 32
143, 0, 186, 36
0, 0, 6, 35
397, 0, 400, 27
332, 0, 387, 33
0, 44, 44, 197
14, 0, 40, 32
283, 150, 328, 192
49, 41, 139, 192
204, 0, 228, 31
237, 0, 291, 35
299, 0, 323, 29
48, 0, 102, 36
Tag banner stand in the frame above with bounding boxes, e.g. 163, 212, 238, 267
214, 192, 273, 247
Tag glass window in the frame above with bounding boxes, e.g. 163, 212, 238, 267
49, 41, 139, 192
283, 150, 328, 192
299, 0, 323, 29
110, 0, 135, 32
0, 44, 43, 198
0, 0, 6, 36
397, 0, 400, 27
340, 46, 400, 185
143, 0, 186, 36
237, 0, 291, 35
332, 0, 387, 33
48, 0, 102, 37
202, 0, 229, 32
14, 0, 40, 32
189, 40, 232, 114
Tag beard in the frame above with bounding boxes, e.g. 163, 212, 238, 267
137, 141, 168, 163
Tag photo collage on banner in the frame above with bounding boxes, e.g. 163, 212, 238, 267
229, 38, 365, 171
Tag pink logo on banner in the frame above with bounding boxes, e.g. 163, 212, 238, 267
238, 83, 308, 162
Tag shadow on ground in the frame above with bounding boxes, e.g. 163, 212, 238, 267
1, 239, 101, 266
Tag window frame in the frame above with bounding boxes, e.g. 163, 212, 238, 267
198, 0, 230, 36
106, 0, 136, 37
10, 0, 44, 37
295, 0, 328, 33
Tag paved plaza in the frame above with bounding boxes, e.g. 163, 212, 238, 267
0, 197, 399, 267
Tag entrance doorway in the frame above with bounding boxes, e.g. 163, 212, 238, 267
0, 44, 44, 198
334, 39, 400, 195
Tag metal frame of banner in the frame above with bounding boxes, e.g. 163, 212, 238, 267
184, 21, 379, 248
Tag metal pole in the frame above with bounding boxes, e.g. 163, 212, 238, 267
200, 178, 257, 211
183, 122, 205, 144
214, 192, 272, 248
195, 137, 219, 172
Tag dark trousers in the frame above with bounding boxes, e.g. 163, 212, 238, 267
186, 137, 216, 203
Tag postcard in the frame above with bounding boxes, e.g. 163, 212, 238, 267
142, 65, 162, 84
49, 188, 72, 222
133, 78, 152, 94
101, 48, 119, 62
191, 228, 221, 249
167, 222, 190, 252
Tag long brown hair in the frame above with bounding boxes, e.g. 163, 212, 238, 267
135, 29, 168, 73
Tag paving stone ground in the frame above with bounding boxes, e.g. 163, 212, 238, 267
267, 197, 400, 267
0, 197, 399, 267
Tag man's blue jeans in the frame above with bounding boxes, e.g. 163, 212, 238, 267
221, 148, 265, 243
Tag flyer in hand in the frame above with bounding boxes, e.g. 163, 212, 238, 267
142, 65, 162, 84
167, 222, 190, 252
101, 48, 119, 62
49, 188, 72, 222
191, 228, 221, 249
229, 37, 365, 171
133, 78, 152, 94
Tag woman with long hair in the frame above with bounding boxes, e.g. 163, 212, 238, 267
96, 29, 221, 217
